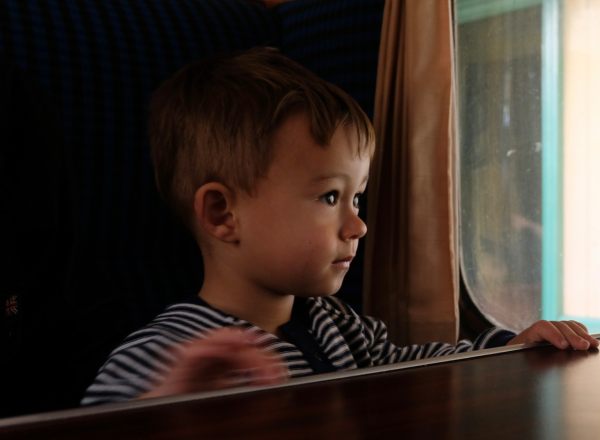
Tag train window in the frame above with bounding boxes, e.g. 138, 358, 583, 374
456, 0, 600, 332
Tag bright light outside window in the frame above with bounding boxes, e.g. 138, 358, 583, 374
456, 0, 600, 332
562, 0, 600, 323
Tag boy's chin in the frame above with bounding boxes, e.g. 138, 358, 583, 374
287, 276, 345, 298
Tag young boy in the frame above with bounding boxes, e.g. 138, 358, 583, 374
82, 47, 598, 405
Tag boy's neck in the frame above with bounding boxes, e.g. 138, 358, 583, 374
198, 270, 295, 337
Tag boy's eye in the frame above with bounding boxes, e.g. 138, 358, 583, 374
353, 193, 362, 210
321, 191, 339, 206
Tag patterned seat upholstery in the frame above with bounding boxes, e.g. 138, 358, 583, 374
0, 0, 383, 415
277, 0, 383, 118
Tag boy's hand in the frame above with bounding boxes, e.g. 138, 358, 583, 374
142, 328, 288, 399
507, 320, 599, 350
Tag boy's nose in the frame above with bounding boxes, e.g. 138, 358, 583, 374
340, 212, 367, 241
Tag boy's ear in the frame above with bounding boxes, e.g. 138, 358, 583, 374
193, 182, 239, 243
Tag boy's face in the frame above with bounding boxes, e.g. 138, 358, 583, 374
235, 112, 370, 298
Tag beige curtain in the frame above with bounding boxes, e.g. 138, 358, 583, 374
364, 0, 458, 345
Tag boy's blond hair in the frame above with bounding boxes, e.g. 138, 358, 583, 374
149, 47, 375, 231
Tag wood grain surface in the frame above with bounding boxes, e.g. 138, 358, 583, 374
1, 345, 598, 439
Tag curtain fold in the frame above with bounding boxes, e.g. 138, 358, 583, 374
364, 0, 458, 345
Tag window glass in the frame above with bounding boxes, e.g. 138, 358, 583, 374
456, 0, 600, 332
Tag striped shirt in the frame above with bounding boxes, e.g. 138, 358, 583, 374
82, 295, 514, 405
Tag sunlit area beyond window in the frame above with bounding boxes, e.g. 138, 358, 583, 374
456, 0, 600, 332
562, 0, 600, 321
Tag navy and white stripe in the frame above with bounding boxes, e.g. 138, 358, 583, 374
82, 297, 513, 405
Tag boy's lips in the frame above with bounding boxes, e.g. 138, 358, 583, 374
332, 256, 354, 268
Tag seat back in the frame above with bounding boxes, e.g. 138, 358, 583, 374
0, 0, 384, 414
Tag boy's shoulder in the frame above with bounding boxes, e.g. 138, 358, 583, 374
115, 296, 236, 353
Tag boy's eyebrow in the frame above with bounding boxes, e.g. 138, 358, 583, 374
311, 173, 369, 186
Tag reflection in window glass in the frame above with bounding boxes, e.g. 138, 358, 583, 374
456, 0, 600, 333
